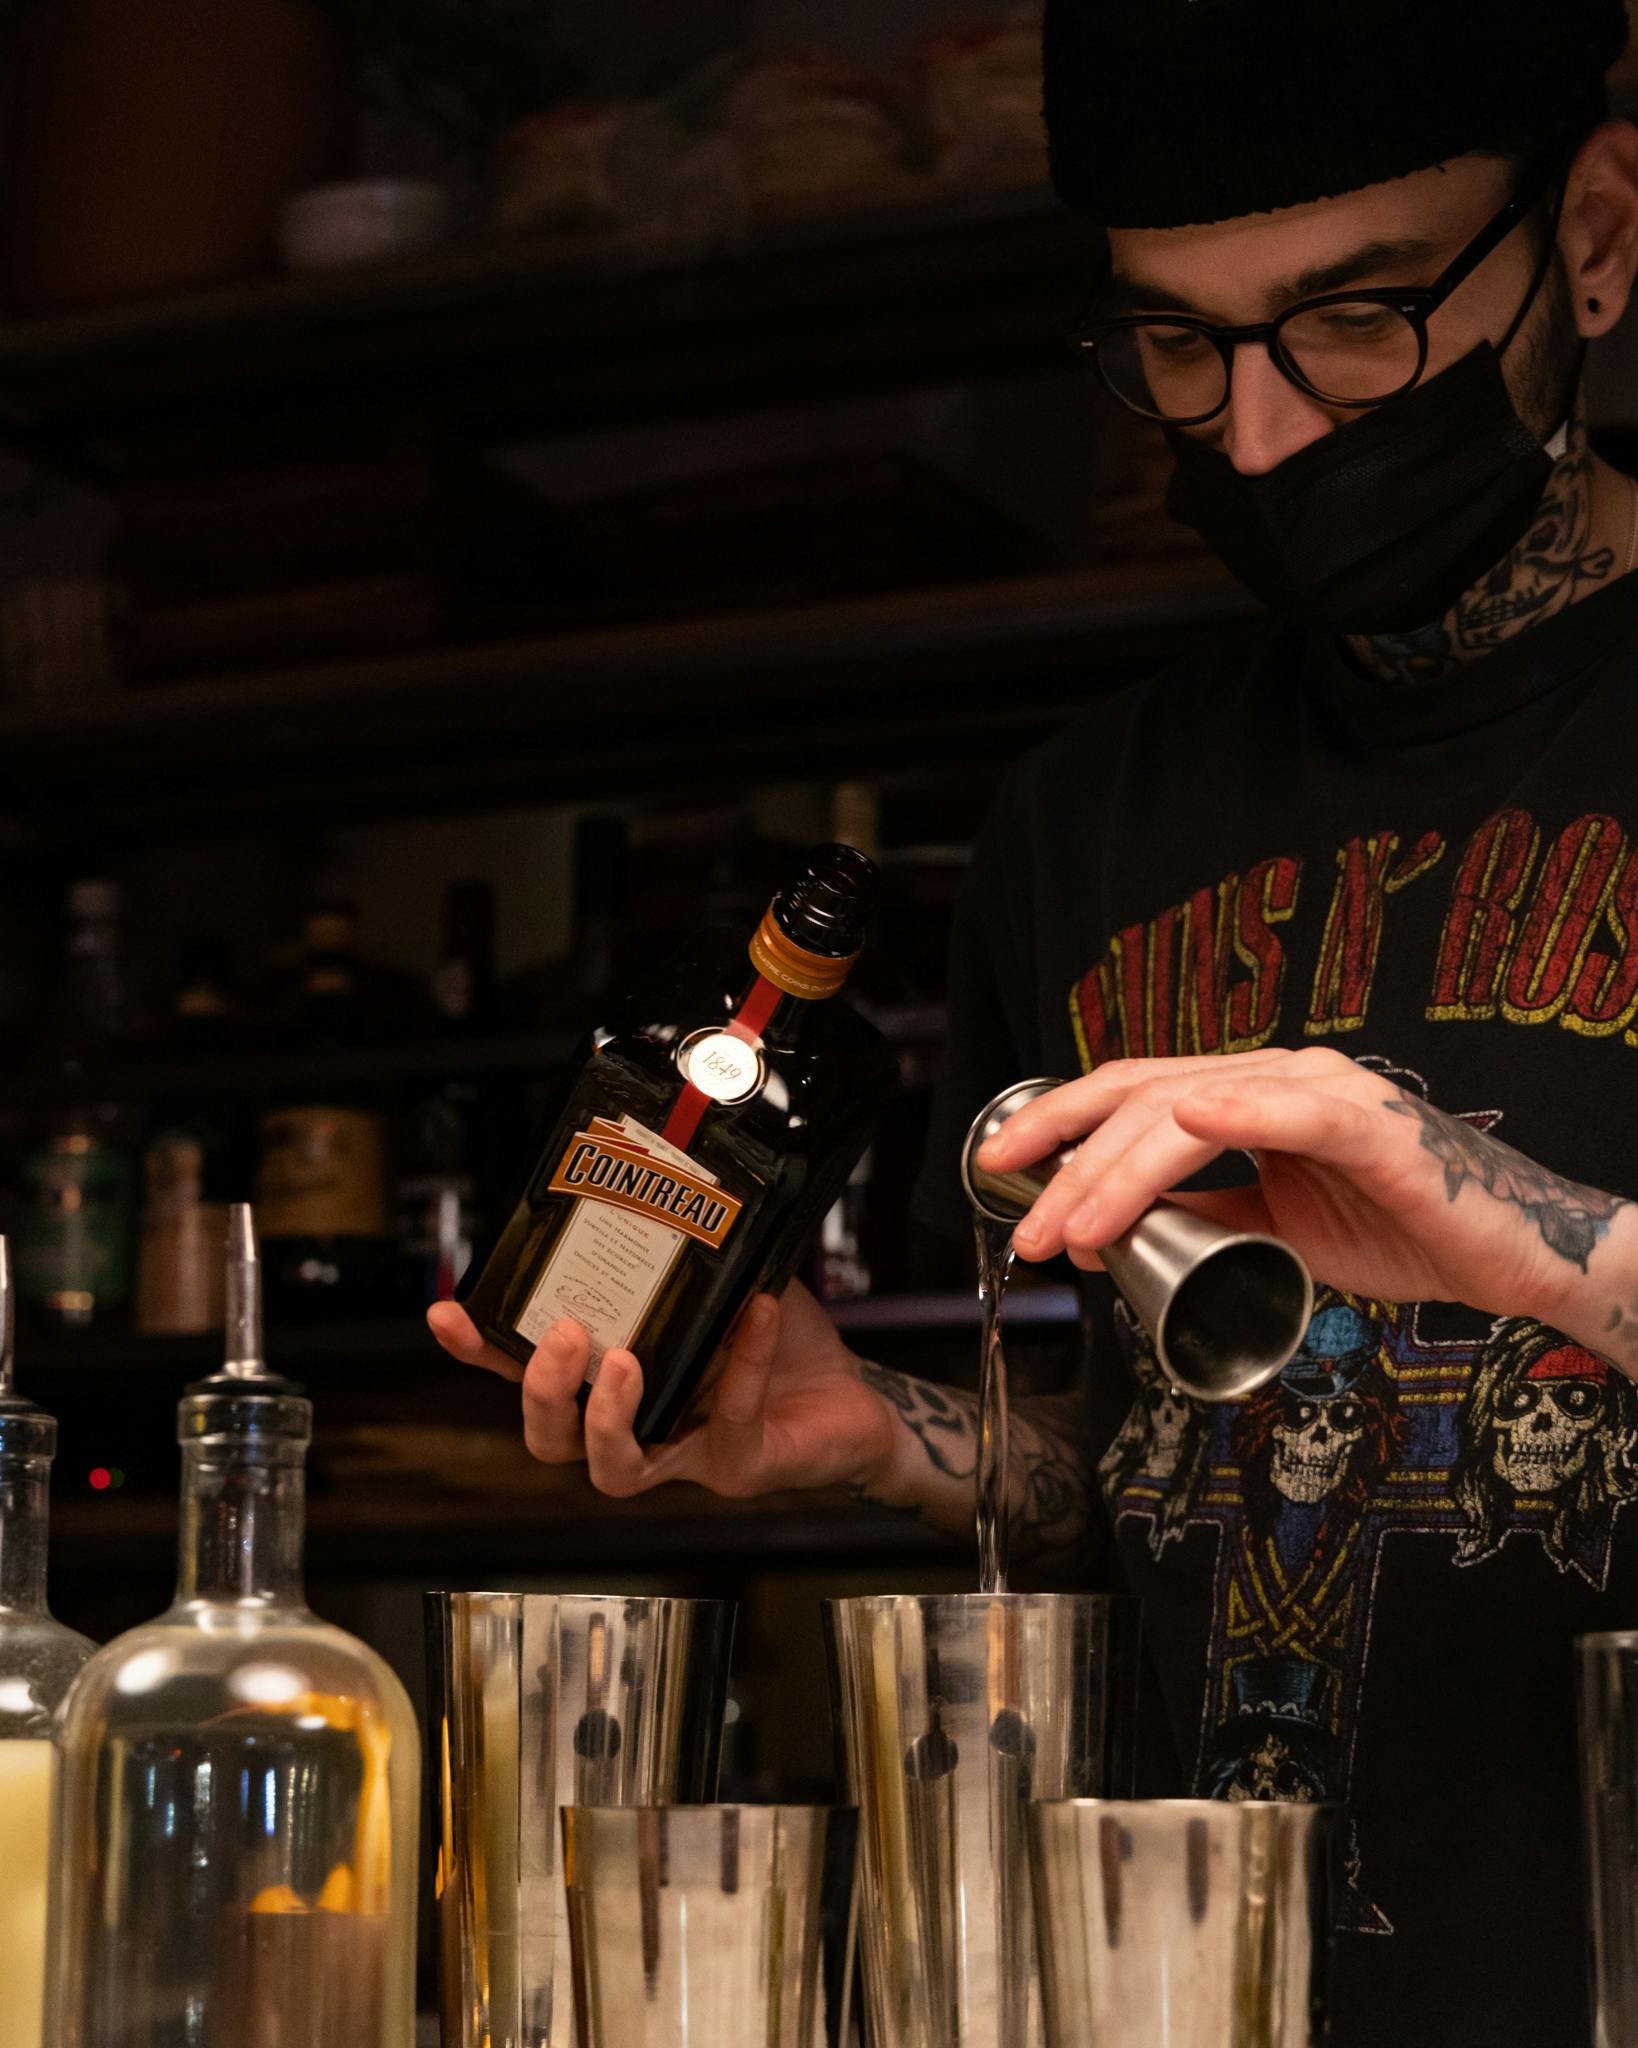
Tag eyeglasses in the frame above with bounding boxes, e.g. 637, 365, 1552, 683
1070, 155, 1562, 425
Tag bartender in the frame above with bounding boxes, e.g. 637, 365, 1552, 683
433, 3, 1638, 2041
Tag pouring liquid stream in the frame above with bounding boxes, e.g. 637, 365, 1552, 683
974, 1215, 1017, 1596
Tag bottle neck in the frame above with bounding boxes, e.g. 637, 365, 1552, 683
0, 1456, 50, 1616
732, 962, 829, 1044
174, 1443, 308, 1612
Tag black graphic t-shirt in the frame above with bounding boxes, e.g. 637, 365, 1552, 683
916, 569, 1638, 2048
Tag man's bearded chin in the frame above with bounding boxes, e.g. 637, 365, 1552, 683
1512, 253, 1586, 447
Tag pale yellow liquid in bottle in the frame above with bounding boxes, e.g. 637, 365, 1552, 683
0, 1740, 54, 2048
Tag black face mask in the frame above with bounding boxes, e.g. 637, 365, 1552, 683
1163, 340, 1560, 636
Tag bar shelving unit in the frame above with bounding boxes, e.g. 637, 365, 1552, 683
3, 183, 1197, 1585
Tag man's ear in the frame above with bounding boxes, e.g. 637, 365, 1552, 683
1561, 119, 1638, 336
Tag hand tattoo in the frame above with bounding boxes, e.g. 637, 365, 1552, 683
1383, 1090, 1626, 1272
858, 1359, 975, 1480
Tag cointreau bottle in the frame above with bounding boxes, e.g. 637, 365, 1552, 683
459, 842, 898, 1442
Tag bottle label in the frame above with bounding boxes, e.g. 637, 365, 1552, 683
514, 1115, 741, 1371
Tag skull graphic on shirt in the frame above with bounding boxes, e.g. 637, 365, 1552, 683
1271, 1392, 1370, 1503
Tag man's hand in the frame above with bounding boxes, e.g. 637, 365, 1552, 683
427, 1279, 900, 1501
976, 1046, 1637, 1361
428, 1278, 1100, 1572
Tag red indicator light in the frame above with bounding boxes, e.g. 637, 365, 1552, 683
89, 1467, 111, 1492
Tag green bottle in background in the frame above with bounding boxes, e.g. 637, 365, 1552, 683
17, 880, 137, 1327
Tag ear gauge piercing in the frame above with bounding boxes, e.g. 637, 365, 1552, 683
1589, 296, 1603, 313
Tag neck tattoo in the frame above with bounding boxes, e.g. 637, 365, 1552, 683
1348, 402, 1632, 687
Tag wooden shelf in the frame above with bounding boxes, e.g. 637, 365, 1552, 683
0, 186, 1100, 473
15, 563, 1250, 839
24, 1286, 1077, 1382
50, 1485, 957, 1574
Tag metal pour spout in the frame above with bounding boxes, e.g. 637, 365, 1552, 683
222, 1202, 265, 1380
962, 1078, 1314, 1403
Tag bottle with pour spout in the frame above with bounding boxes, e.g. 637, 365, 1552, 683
0, 1237, 96, 2048
46, 1205, 420, 2048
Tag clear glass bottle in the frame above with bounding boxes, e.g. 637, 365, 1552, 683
0, 1237, 96, 2048
47, 1206, 420, 2048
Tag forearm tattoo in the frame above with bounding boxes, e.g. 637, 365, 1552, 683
1383, 1090, 1626, 1272
855, 1360, 1098, 1579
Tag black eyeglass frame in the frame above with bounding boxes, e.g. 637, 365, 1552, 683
1070, 153, 1566, 425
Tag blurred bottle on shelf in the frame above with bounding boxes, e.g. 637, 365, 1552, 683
396, 882, 495, 1309
814, 1144, 874, 1303
256, 905, 393, 1321
170, 932, 240, 1058
136, 1134, 228, 1336
17, 880, 138, 1328
137, 935, 248, 1336
830, 782, 880, 865
50, 878, 132, 1062
506, 814, 632, 1030
431, 878, 498, 1037
814, 787, 883, 1305
395, 1096, 476, 1308
16, 1127, 136, 1330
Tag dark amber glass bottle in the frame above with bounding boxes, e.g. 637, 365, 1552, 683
459, 844, 898, 1443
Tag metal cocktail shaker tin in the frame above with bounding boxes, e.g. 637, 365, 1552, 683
1026, 1799, 1336, 2047
1578, 1631, 1638, 2046
961, 1078, 1314, 1403
824, 1591, 1140, 2048
560, 1804, 858, 2048
425, 1591, 735, 2048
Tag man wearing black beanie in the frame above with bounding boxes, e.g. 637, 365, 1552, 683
434, 5, 1638, 2040
937, 3, 1638, 2039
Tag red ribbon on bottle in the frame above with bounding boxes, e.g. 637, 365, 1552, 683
659, 972, 785, 1151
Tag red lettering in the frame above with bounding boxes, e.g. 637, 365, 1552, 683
1502, 814, 1626, 1023
1115, 919, 1150, 1059
1427, 810, 1539, 1021
1072, 955, 1123, 1069
1565, 846, 1638, 1039
1306, 835, 1401, 1037
1177, 878, 1236, 1055
1227, 856, 1302, 1050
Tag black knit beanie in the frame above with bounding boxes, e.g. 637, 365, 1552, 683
1044, 0, 1629, 228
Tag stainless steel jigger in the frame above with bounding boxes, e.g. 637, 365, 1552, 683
961, 1077, 1314, 1402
